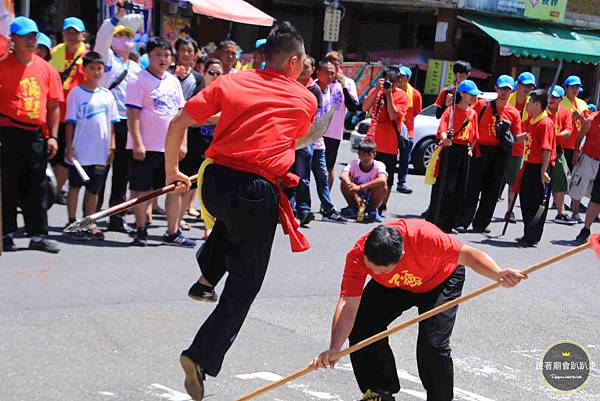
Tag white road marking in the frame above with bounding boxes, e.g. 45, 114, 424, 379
97, 391, 115, 396
148, 383, 191, 401
236, 372, 284, 381
236, 372, 343, 400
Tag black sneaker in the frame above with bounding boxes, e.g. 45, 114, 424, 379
132, 227, 147, 247
107, 219, 135, 234
180, 355, 205, 401
455, 226, 468, 233
188, 281, 219, 303
341, 207, 358, 220
396, 183, 413, 194
358, 389, 395, 401
505, 212, 517, 224
29, 238, 60, 253
516, 237, 537, 248
576, 227, 591, 243
299, 211, 315, 226
323, 210, 347, 223
554, 214, 576, 225
2, 236, 17, 252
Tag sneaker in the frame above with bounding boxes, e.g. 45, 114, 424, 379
455, 226, 468, 233
516, 237, 537, 248
180, 355, 205, 401
107, 219, 135, 234
362, 211, 383, 223
2, 236, 17, 252
554, 214, 576, 225
323, 210, 347, 223
571, 213, 583, 224
472, 226, 491, 234
396, 183, 413, 194
505, 212, 517, 224
576, 227, 591, 243
358, 389, 395, 401
341, 207, 358, 220
163, 229, 196, 248
188, 281, 219, 303
132, 227, 147, 247
28, 238, 60, 253
299, 211, 315, 226
378, 204, 387, 217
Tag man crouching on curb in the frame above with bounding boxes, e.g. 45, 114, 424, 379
312, 219, 527, 401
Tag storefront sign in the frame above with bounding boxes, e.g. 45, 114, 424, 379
425, 59, 455, 96
461, 0, 567, 22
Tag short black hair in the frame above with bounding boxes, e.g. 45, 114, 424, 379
264, 21, 304, 61
383, 66, 400, 82
358, 140, 376, 154
528, 89, 549, 110
306, 56, 316, 68
204, 58, 223, 72
364, 225, 404, 267
82, 51, 104, 66
175, 36, 199, 53
453, 60, 471, 74
218, 39, 238, 51
146, 36, 172, 54
317, 59, 334, 71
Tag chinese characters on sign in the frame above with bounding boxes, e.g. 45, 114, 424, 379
461, 0, 568, 22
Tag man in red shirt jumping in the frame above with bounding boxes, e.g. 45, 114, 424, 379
312, 219, 527, 401
163, 22, 317, 400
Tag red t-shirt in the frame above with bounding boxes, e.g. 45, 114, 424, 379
582, 113, 600, 160
437, 106, 478, 145
341, 219, 463, 297
404, 87, 422, 138
549, 105, 573, 150
561, 99, 589, 150
59, 51, 86, 122
435, 86, 451, 108
367, 87, 409, 155
0, 54, 64, 129
512, 99, 527, 156
523, 114, 556, 164
473, 99, 522, 147
185, 68, 317, 180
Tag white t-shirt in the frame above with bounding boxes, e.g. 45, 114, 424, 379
324, 77, 357, 141
125, 69, 185, 152
65, 85, 120, 166
343, 159, 387, 188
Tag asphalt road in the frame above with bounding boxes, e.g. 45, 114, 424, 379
1, 141, 599, 401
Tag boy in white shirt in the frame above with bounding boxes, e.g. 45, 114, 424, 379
340, 140, 388, 223
65, 51, 119, 240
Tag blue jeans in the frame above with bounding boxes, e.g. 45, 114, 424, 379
397, 137, 414, 185
312, 149, 335, 214
292, 146, 313, 214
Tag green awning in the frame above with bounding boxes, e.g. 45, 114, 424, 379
468, 14, 600, 64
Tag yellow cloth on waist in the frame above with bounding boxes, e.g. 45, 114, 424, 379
197, 158, 216, 231
424, 145, 443, 185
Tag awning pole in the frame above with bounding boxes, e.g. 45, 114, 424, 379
20, 0, 30, 17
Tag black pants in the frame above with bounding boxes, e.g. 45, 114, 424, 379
519, 162, 551, 243
427, 145, 470, 232
563, 148, 574, 172
1, 127, 47, 237
97, 120, 131, 221
349, 266, 465, 400
183, 164, 280, 377
458, 146, 506, 229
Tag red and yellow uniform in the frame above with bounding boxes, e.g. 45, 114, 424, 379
473, 98, 521, 147
0, 54, 64, 132
508, 92, 528, 156
549, 105, 573, 150
560, 97, 589, 150
436, 106, 478, 145
366, 87, 409, 155
341, 219, 462, 296
403, 84, 422, 139
50, 42, 87, 121
523, 112, 556, 165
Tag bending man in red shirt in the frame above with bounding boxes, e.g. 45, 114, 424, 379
163, 22, 317, 401
312, 219, 527, 401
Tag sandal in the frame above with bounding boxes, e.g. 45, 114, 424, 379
180, 221, 191, 231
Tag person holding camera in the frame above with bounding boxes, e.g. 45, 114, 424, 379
362, 67, 409, 216
456, 75, 522, 233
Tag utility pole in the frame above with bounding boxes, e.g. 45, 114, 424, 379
323, 0, 341, 53
20, 0, 30, 17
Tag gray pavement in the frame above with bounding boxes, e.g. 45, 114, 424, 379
1, 141, 599, 401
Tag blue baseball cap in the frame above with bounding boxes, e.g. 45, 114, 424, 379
588, 103, 598, 113
37, 32, 52, 50
517, 72, 536, 87
563, 75, 583, 89
549, 85, 565, 98
255, 38, 267, 49
495, 75, 514, 89
63, 17, 86, 32
10, 16, 39, 36
457, 79, 482, 96
399, 66, 412, 79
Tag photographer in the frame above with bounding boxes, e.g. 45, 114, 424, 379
457, 75, 522, 233
362, 67, 409, 216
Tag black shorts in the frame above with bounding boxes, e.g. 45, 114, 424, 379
68, 164, 108, 194
129, 151, 165, 192
324, 137, 341, 171
179, 128, 212, 187
50, 123, 69, 168
375, 152, 397, 187
591, 163, 600, 204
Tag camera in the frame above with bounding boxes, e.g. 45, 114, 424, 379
383, 80, 392, 90
118, 1, 145, 12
